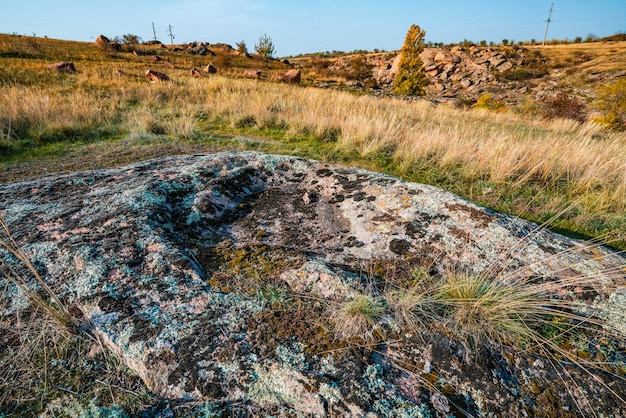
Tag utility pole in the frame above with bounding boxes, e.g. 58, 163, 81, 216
542, 3, 554, 48
152, 22, 158, 41
167, 25, 175, 45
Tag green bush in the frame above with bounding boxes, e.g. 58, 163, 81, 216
254, 33, 275, 58
473, 93, 504, 111
497, 67, 548, 81
594, 79, 626, 130
346, 55, 374, 82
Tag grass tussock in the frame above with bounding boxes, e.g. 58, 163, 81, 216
329, 293, 386, 342
325, 244, 626, 415
330, 259, 626, 352
0, 218, 74, 333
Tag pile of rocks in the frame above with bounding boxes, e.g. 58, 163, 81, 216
418, 46, 527, 96
329, 46, 534, 98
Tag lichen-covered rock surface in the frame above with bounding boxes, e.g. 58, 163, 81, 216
1, 151, 625, 416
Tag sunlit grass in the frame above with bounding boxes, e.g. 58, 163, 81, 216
0, 35, 625, 248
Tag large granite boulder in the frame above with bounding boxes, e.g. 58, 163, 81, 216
282, 69, 301, 83
1, 152, 624, 416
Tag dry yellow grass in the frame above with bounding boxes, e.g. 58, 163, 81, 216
2, 73, 624, 205
529, 41, 626, 73
1, 35, 625, 246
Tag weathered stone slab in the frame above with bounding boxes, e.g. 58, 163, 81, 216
1, 151, 624, 415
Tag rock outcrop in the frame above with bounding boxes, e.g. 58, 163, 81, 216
243, 69, 262, 79
47, 62, 77, 73
145, 69, 171, 82
1, 152, 624, 416
204, 64, 218, 74
329, 46, 538, 99
282, 69, 301, 83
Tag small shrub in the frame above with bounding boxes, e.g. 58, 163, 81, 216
473, 93, 504, 111
234, 115, 257, 128
254, 33, 275, 58
540, 92, 586, 122
236, 40, 248, 54
346, 55, 373, 82
594, 78, 626, 130
453, 97, 476, 110
318, 126, 341, 142
497, 67, 548, 81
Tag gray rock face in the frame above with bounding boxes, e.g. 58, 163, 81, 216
1, 151, 625, 416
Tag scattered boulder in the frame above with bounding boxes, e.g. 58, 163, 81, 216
243, 69, 262, 79
434, 50, 461, 64
94, 35, 120, 51
281, 69, 301, 83
210, 42, 234, 52
496, 61, 514, 72
47, 62, 77, 73
460, 78, 473, 88
192, 46, 213, 56
94, 35, 110, 48
390, 53, 402, 74
204, 64, 218, 74
162, 61, 175, 69
282, 59, 290, 65
151, 55, 163, 61
189, 68, 202, 77
432, 82, 445, 92
145, 69, 171, 82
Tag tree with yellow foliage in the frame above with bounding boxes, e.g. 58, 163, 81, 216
393, 25, 428, 96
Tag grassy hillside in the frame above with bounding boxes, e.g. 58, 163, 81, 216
0, 34, 625, 250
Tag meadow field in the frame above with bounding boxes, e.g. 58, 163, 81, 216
1, 34, 624, 250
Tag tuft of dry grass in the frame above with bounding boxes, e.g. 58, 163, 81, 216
0, 218, 74, 333
329, 293, 386, 342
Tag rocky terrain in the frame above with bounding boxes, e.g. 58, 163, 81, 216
1, 152, 625, 416
88, 34, 626, 107
297, 41, 626, 107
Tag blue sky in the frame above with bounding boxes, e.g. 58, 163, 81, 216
1, 1, 624, 56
